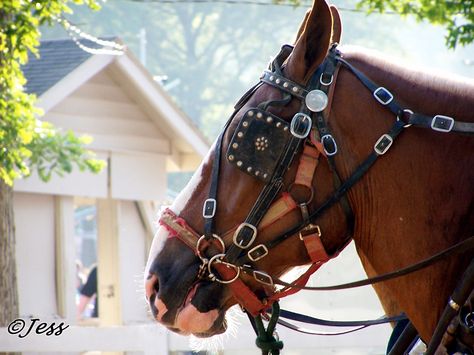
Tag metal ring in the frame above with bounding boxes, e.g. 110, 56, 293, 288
196, 234, 226, 262
397, 109, 413, 128
288, 183, 314, 205
320, 73, 333, 86
207, 254, 241, 284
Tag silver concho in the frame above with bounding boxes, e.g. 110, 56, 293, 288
305, 89, 328, 112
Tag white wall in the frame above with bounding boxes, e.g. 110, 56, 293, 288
14, 192, 58, 318
118, 200, 151, 324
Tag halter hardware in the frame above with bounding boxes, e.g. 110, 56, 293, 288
374, 134, 394, 155
248, 244, 269, 262
253, 270, 274, 286
207, 253, 241, 284
202, 198, 217, 218
320, 72, 334, 86
290, 113, 312, 138
321, 134, 338, 156
196, 234, 225, 263
373, 86, 394, 105
431, 114, 455, 132
233, 222, 258, 249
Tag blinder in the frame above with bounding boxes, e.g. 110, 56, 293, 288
227, 108, 291, 183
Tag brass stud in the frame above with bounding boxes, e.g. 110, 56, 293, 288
232, 143, 239, 149
269, 75, 274, 81
276, 78, 281, 84
228, 155, 234, 161
283, 126, 289, 131
276, 122, 281, 128
243, 121, 248, 127
255, 171, 260, 176
257, 112, 263, 119
247, 167, 253, 172
263, 173, 268, 179
292, 87, 298, 93
248, 111, 254, 117
266, 116, 273, 123
237, 161, 243, 167
237, 132, 243, 138
283, 82, 289, 88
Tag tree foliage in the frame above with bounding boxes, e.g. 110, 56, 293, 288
0, 0, 105, 186
357, 0, 473, 48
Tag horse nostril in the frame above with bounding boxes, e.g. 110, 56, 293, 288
145, 274, 159, 300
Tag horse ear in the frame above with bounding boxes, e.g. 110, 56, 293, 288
330, 5, 342, 44
294, 9, 311, 44
285, 0, 333, 84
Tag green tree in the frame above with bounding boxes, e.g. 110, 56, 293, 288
284, 0, 473, 48
0, 0, 105, 332
357, 0, 473, 48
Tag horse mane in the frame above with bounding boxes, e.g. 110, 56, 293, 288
340, 45, 474, 122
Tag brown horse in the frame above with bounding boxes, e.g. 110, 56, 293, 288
144, 0, 474, 347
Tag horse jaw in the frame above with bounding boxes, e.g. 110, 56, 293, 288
144, 144, 213, 281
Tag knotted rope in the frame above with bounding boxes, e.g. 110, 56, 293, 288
254, 302, 284, 355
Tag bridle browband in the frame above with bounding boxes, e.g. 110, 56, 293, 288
160, 43, 474, 318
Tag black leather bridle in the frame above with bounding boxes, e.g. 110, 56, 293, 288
161, 42, 474, 302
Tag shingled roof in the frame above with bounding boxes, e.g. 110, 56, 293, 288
23, 38, 108, 96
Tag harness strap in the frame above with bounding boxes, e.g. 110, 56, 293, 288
213, 262, 269, 316
259, 193, 298, 229
270, 236, 474, 291
278, 309, 407, 327
300, 228, 329, 263
409, 112, 474, 134
294, 144, 320, 188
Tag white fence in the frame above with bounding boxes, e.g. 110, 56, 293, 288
0, 321, 391, 354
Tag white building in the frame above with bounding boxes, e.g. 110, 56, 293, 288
0, 38, 393, 355
1, 38, 209, 355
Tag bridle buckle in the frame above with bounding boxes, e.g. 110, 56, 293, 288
373, 87, 394, 105
253, 270, 274, 286
248, 244, 269, 262
233, 223, 258, 249
299, 224, 322, 240
431, 115, 455, 132
290, 113, 312, 139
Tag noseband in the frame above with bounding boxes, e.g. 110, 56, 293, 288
160, 43, 474, 317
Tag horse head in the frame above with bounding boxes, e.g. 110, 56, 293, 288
144, 0, 352, 337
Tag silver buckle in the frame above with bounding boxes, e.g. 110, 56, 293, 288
431, 115, 454, 132
374, 134, 393, 155
320, 73, 333, 86
321, 134, 338, 156
253, 270, 274, 286
373, 87, 394, 105
233, 223, 257, 249
248, 244, 269, 262
290, 113, 312, 139
202, 198, 216, 218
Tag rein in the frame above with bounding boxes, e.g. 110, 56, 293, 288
159, 43, 474, 353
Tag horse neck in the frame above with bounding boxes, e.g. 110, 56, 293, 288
328, 47, 474, 341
